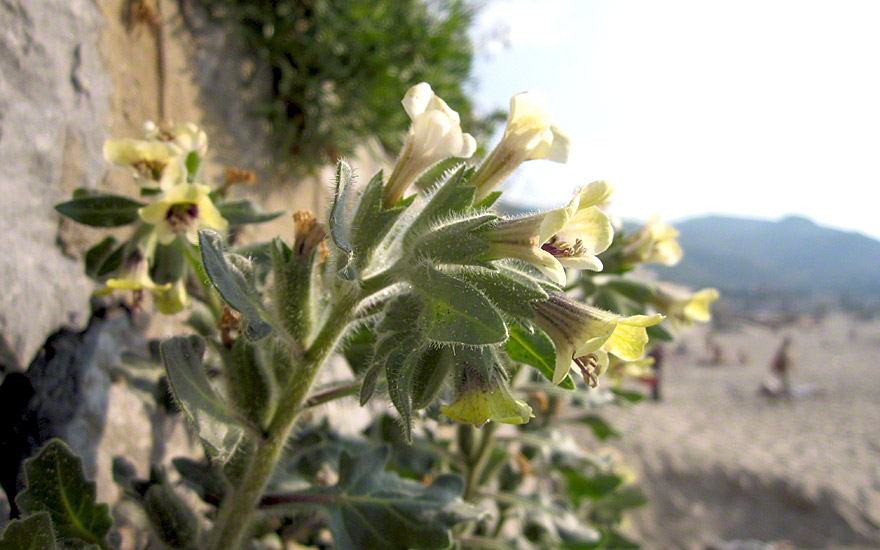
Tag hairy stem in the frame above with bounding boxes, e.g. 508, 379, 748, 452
206, 292, 360, 550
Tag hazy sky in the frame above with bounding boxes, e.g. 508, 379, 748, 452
472, 0, 880, 238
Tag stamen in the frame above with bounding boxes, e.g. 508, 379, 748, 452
573, 353, 600, 387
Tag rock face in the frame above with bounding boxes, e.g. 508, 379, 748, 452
0, 308, 144, 515
0, 0, 110, 370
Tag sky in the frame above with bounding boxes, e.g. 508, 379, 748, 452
470, 0, 880, 239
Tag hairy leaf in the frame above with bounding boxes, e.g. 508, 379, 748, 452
408, 214, 495, 265
217, 199, 286, 225
409, 263, 507, 345
453, 263, 549, 318
172, 458, 228, 507
505, 323, 574, 389
264, 447, 479, 550
55, 194, 145, 227
349, 171, 409, 271
160, 335, 242, 455
225, 337, 278, 429
15, 440, 112, 549
402, 167, 475, 250
410, 346, 454, 410
0, 512, 57, 550
330, 159, 355, 254
199, 229, 272, 340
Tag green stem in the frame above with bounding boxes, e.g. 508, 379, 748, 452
463, 422, 499, 502
206, 292, 360, 550
302, 380, 361, 409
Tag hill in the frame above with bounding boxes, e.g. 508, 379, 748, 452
652, 215, 880, 296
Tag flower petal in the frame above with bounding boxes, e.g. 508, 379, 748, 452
603, 314, 664, 361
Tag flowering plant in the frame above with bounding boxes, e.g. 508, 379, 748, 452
10, 83, 716, 550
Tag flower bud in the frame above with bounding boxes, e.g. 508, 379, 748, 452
469, 89, 571, 201
383, 83, 477, 208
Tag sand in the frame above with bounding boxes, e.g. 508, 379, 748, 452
605, 313, 880, 550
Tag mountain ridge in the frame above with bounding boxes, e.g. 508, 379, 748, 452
650, 214, 880, 295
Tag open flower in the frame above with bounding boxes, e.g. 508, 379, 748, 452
479, 181, 614, 285
601, 314, 665, 361
622, 216, 683, 266
383, 83, 477, 208
531, 294, 664, 385
138, 183, 227, 244
104, 138, 187, 189
652, 284, 719, 327
531, 294, 620, 385
469, 89, 571, 201
441, 366, 533, 426
143, 121, 208, 159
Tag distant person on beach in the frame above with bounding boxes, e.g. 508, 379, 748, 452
647, 346, 665, 401
762, 336, 793, 397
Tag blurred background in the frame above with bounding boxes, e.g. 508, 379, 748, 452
1, 0, 878, 548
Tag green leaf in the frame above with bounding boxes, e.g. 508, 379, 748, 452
144, 484, 201, 549
160, 335, 242, 455
563, 414, 620, 440
84, 237, 118, 278
409, 263, 507, 346
562, 470, 623, 502
224, 337, 278, 429
505, 323, 574, 389
609, 388, 645, 404
410, 346, 454, 410
377, 330, 428, 441
473, 190, 503, 209
408, 214, 495, 265
646, 323, 674, 343
411, 158, 465, 193
172, 458, 228, 507
217, 200, 286, 225
603, 279, 656, 303
0, 512, 57, 550
349, 171, 411, 272
55, 194, 145, 227
265, 447, 479, 550
15, 440, 112, 549
402, 167, 475, 250
589, 486, 647, 526
454, 263, 549, 318
329, 159, 355, 254
341, 325, 376, 376
199, 229, 272, 340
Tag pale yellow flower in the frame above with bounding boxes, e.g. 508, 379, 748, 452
622, 216, 683, 266
383, 83, 477, 208
143, 121, 208, 159
103, 138, 187, 189
532, 294, 663, 385
469, 89, 571, 201
652, 284, 719, 327
479, 181, 614, 285
152, 279, 189, 315
441, 366, 533, 426
138, 183, 227, 244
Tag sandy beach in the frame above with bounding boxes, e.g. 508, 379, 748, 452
607, 313, 880, 550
